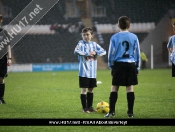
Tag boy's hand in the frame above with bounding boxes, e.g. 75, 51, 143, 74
89, 51, 96, 56
136, 71, 139, 75
7, 59, 12, 66
135, 64, 139, 75
111, 70, 113, 76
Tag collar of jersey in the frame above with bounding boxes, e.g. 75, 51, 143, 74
119, 31, 129, 33
83, 40, 91, 44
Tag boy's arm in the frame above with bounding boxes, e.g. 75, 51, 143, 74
7, 45, 12, 66
168, 48, 172, 53
108, 40, 114, 69
3, 30, 12, 66
74, 42, 89, 56
135, 39, 141, 72
95, 43, 106, 56
167, 37, 172, 53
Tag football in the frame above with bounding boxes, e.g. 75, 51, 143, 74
96, 101, 110, 114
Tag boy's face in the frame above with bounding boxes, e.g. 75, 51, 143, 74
82, 31, 93, 42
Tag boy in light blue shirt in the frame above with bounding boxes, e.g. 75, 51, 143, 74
105, 16, 140, 118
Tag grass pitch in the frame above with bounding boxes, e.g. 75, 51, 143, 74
0, 69, 175, 131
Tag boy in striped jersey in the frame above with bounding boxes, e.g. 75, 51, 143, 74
105, 16, 140, 118
74, 27, 106, 113
167, 22, 175, 77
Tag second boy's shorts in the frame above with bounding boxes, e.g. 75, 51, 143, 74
112, 62, 138, 86
172, 63, 175, 77
0, 57, 7, 78
79, 77, 97, 88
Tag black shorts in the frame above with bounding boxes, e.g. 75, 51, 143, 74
112, 62, 138, 86
79, 77, 97, 88
172, 63, 175, 77
0, 57, 7, 78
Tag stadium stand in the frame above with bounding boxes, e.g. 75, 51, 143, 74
91, 0, 175, 66
1, 0, 69, 25
1, 0, 175, 67
92, 0, 171, 24
12, 33, 81, 63
1, 0, 82, 64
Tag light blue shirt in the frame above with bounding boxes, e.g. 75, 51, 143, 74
74, 40, 106, 78
167, 35, 175, 50
108, 31, 140, 71
167, 35, 175, 64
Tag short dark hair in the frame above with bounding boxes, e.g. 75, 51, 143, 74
118, 16, 130, 30
82, 27, 93, 34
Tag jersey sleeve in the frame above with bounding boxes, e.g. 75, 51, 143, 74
108, 38, 115, 69
95, 43, 106, 56
167, 37, 172, 48
74, 41, 89, 56
134, 38, 141, 71
0, 29, 11, 58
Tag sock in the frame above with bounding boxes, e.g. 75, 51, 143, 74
0, 83, 5, 100
87, 92, 93, 108
109, 92, 118, 113
127, 92, 135, 113
80, 94, 87, 109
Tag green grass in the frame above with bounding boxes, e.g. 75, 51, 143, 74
0, 69, 175, 131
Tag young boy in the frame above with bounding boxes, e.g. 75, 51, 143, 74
74, 27, 106, 113
105, 16, 140, 118
0, 14, 12, 104
167, 22, 175, 77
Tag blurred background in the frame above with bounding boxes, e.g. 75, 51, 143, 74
1, 0, 175, 72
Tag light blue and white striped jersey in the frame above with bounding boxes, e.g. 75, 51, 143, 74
108, 31, 140, 71
74, 40, 106, 78
167, 35, 175, 50
167, 35, 175, 64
